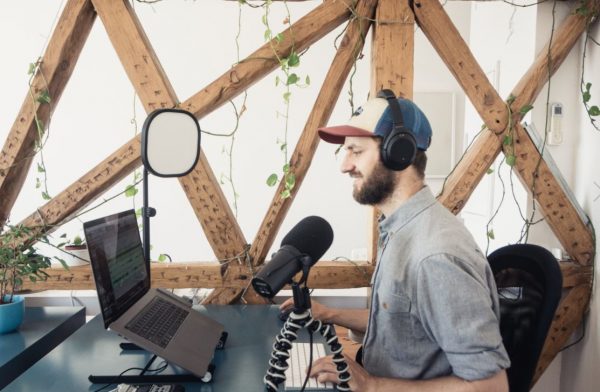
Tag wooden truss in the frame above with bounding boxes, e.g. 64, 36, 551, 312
1, 0, 597, 384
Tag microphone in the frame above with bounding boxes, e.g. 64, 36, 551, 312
251, 216, 334, 298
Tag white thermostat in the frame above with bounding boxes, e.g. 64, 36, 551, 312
548, 103, 563, 145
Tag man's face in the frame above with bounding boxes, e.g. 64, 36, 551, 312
340, 136, 396, 205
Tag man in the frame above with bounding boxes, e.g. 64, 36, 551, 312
280, 92, 510, 391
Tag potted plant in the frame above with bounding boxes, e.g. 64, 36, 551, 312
0, 225, 53, 334
54, 234, 89, 267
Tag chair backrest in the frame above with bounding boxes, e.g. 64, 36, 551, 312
487, 244, 562, 392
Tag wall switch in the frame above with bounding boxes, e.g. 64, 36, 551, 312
548, 103, 563, 145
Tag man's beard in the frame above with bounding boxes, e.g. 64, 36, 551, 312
352, 160, 396, 205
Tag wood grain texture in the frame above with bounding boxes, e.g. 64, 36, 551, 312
0, 0, 96, 227
19, 261, 374, 291
368, 0, 414, 262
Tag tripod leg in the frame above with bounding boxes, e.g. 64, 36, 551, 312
317, 322, 352, 391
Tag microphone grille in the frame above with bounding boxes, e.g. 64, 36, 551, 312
281, 216, 333, 262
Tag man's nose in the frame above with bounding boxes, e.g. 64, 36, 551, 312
340, 154, 354, 174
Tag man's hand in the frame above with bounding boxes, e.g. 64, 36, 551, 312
309, 353, 376, 392
279, 297, 331, 322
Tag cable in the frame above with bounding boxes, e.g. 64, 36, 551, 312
91, 360, 168, 392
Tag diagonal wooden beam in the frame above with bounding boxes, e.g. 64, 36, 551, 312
413, 0, 508, 134
533, 284, 591, 385
0, 0, 96, 227
246, 0, 378, 269
92, 0, 248, 266
180, 0, 355, 119
437, 0, 597, 215
368, 0, 415, 263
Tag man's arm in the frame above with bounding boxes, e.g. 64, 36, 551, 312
311, 354, 508, 392
279, 298, 369, 332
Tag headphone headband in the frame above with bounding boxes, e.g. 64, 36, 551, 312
377, 89, 405, 132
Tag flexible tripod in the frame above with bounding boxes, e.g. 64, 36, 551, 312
263, 283, 351, 391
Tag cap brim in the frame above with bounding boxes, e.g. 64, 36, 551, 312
318, 125, 374, 144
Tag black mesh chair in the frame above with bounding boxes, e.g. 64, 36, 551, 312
487, 244, 562, 392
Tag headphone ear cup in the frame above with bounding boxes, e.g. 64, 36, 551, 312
381, 129, 417, 171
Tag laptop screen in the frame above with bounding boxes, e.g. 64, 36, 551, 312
84, 210, 149, 329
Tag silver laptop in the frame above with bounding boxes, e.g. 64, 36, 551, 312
84, 209, 224, 378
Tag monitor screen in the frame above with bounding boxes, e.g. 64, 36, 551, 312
84, 210, 148, 328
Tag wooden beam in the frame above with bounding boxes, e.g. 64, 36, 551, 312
559, 262, 593, 288
413, 0, 508, 134
510, 123, 594, 265
369, 0, 415, 262
19, 261, 374, 291
249, 0, 377, 270
533, 284, 591, 385
180, 0, 354, 119
0, 0, 96, 227
437, 0, 595, 217
91, 0, 177, 112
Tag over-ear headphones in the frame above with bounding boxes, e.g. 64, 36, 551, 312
377, 89, 417, 171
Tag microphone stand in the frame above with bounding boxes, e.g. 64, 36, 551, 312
263, 256, 351, 391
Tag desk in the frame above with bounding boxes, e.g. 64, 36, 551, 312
5, 305, 332, 391
0, 306, 86, 389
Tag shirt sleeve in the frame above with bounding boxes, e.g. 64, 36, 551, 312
415, 254, 510, 381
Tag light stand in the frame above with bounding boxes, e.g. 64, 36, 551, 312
142, 167, 156, 270
263, 257, 351, 392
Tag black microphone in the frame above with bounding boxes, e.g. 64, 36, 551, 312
251, 216, 333, 298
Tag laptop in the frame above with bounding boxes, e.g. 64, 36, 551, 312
84, 209, 224, 378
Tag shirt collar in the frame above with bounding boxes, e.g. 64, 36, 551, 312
378, 186, 437, 234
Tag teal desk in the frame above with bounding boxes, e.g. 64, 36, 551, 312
0, 306, 86, 389
4, 305, 330, 391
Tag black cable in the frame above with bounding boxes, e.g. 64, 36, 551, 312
91, 360, 168, 392
300, 329, 315, 392
559, 312, 587, 352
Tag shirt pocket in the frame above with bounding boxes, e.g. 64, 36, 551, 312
380, 290, 411, 314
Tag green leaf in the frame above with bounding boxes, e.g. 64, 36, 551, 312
280, 189, 291, 199
507, 94, 516, 105
286, 73, 299, 85
36, 90, 51, 104
285, 173, 296, 188
35, 178, 41, 189
519, 104, 533, 115
502, 135, 513, 146
280, 143, 287, 151
73, 235, 83, 246
28, 62, 37, 75
264, 29, 271, 41
41, 191, 51, 200
487, 230, 495, 240
305, 75, 310, 85
586, 82, 592, 91
283, 91, 291, 102
506, 155, 516, 167
54, 257, 69, 270
287, 52, 300, 67
275, 33, 284, 43
136, 208, 143, 217
589, 106, 600, 117
282, 163, 290, 173
275, 75, 280, 86
486, 168, 494, 175
158, 254, 167, 263
125, 185, 138, 197
583, 91, 591, 103
37, 163, 45, 173
261, 14, 268, 25
266, 173, 278, 186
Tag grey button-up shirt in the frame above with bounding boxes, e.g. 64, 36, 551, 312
362, 186, 510, 381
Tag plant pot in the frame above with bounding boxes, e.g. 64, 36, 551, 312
0, 295, 25, 334
53, 245, 90, 267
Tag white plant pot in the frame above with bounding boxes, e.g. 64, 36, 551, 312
53, 246, 90, 267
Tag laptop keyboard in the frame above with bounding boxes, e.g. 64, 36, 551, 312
285, 342, 335, 391
125, 297, 189, 348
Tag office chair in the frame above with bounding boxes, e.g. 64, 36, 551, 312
487, 244, 562, 392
